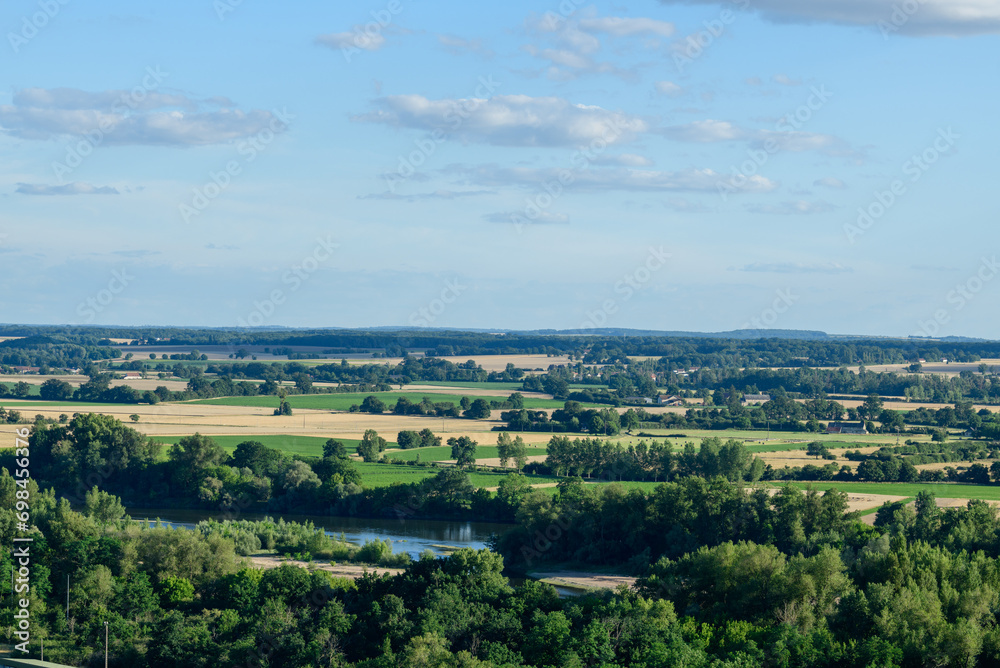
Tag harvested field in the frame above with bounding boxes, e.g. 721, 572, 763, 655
757, 446, 881, 470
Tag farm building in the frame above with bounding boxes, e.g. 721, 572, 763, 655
827, 421, 868, 435
121, 372, 143, 380
657, 395, 682, 406
625, 396, 653, 404
742, 393, 771, 405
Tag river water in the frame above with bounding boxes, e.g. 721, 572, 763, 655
129, 508, 513, 560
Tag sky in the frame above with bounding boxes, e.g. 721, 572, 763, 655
1, 0, 998, 337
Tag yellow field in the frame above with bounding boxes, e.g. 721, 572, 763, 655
0, 402, 559, 449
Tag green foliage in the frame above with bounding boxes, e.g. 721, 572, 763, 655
158, 575, 195, 604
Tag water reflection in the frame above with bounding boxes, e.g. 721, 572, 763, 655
129, 508, 513, 560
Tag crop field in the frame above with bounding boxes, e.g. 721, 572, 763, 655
774, 481, 1000, 502
383, 444, 549, 462
190, 391, 569, 411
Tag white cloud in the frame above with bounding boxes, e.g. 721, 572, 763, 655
577, 17, 675, 37
12, 87, 202, 111
744, 200, 836, 215
316, 31, 386, 52
0, 88, 285, 146
16, 182, 119, 195
522, 13, 673, 80
661, 119, 746, 142
590, 153, 654, 167
449, 163, 778, 194
437, 34, 494, 58
772, 74, 802, 86
657, 0, 1000, 35
354, 94, 648, 147
483, 210, 569, 224
664, 197, 713, 212
814, 177, 848, 189
655, 81, 684, 96
358, 189, 494, 202
739, 262, 852, 274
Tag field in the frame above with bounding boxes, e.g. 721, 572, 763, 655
191, 391, 568, 411
775, 481, 1000, 502
412, 381, 527, 391
383, 444, 548, 462
352, 462, 558, 488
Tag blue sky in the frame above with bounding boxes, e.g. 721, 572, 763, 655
1, 0, 997, 337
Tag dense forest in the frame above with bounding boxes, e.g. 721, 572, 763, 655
10, 464, 1000, 665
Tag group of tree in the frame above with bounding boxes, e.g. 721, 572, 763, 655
541, 436, 765, 483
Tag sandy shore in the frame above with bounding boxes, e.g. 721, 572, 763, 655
530, 571, 636, 591
246, 553, 404, 578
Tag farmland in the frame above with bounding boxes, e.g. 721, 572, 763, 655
190, 391, 569, 411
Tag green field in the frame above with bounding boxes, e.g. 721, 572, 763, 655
383, 445, 548, 462
353, 462, 558, 488
775, 481, 1000, 501
413, 381, 527, 390
190, 391, 570, 411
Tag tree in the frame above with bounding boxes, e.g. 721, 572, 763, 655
323, 439, 347, 459
419, 428, 441, 448
448, 436, 477, 468
84, 486, 127, 524
508, 392, 525, 409
293, 373, 313, 394
861, 394, 884, 421
360, 395, 387, 414
356, 429, 387, 462
622, 408, 641, 433
169, 433, 227, 488
233, 440, 286, 477
40, 378, 73, 401
274, 389, 292, 415
497, 432, 514, 468
397, 430, 421, 449
511, 435, 528, 471
13, 381, 31, 398
130, 414, 140, 423
464, 398, 491, 420
806, 442, 829, 459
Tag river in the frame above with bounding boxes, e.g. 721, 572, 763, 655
128, 508, 513, 560
130, 509, 587, 596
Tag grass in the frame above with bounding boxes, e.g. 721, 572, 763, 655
774, 481, 1000, 501
411, 381, 527, 390
353, 462, 558, 489
383, 445, 548, 462
189, 391, 571, 411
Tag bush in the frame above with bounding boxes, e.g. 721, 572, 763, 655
356, 538, 394, 564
